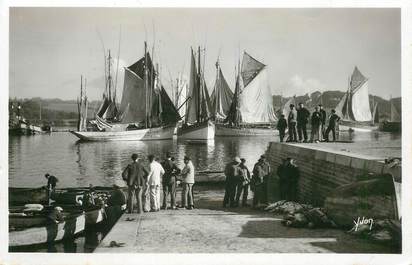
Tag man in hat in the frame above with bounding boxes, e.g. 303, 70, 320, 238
277, 158, 289, 200
123, 153, 148, 214
235, 158, 251, 207
181, 156, 195, 210
287, 104, 298, 142
310, 106, 322, 143
276, 114, 287, 142
324, 109, 341, 142
319, 104, 327, 140
161, 152, 181, 210
223, 156, 243, 208
297, 102, 310, 143
251, 157, 265, 207
260, 155, 271, 204
284, 158, 300, 201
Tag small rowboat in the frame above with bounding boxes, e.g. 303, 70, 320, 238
9, 187, 48, 205
9, 211, 85, 248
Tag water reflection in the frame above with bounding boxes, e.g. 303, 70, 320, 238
9, 131, 400, 188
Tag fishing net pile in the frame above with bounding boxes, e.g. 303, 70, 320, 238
263, 200, 337, 229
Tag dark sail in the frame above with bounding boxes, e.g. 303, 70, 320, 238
211, 66, 234, 120
225, 73, 243, 126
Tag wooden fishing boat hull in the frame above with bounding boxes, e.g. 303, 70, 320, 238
70, 125, 175, 141
9, 213, 85, 247
338, 121, 378, 132
177, 120, 215, 140
379, 121, 401, 133
215, 124, 277, 136
9, 187, 48, 205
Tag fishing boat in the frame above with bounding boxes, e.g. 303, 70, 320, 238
380, 97, 401, 132
335, 66, 378, 132
9, 101, 52, 135
177, 47, 215, 140
9, 187, 48, 205
70, 43, 181, 141
9, 211, 85, 247
9, 206, 106, 228
215, 52, 277, 136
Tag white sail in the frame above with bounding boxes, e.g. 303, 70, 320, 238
177, 79, 187, 118
239, 52, 277, 123
351, 79, 372, 122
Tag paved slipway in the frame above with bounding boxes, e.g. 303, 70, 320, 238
95, 186, 398, 253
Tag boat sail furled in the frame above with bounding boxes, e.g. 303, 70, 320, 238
211, 61, 234, 121
335, 66, 377, 132
177, 47, 215, 140
216, 51, 277, 136
71, 43, 180, 141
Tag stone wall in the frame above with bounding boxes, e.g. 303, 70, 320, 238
264, 142, 401, 219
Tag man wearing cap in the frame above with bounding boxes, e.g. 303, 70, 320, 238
310, 106, 322, 143
297, 102, 310, 143
44, 173, 58, 204
284, 158, 300, 201
319, 104, 327, 140
277, 158, 289, 200
161, 152, 181, 210
260, 155, 271, 204
223, 157, 243, 208
123, 153, 148, 214
324, 109, 341, 142
287, 104, 298, 142
235, 158, 251, 207
276, 114, 287, 142
251, 158, 265, 207
181, 156, 195, 210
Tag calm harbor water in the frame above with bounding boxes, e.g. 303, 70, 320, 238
9, 129, 401, 188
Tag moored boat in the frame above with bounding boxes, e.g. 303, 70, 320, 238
216, 52, 277, 136
9, 211, 85, 247
177, 47, 215, 140
335, 66, 377, 132
71, 43, 181, 142
379, 97, 401, 133
9, 187, 48, 205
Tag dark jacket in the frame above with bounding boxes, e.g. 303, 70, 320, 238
319, 109, 327, 125
108, 189, 126, 206
328, 113, 341, 127
311, 111, 321, 126
288, 109, 297, 124
297, 107, 310, 124
285, 163, 300, 184
277, 118, 287, 130
123, 161, 149, 187
161, 159, 181, 184
224, 162, 243, 183
47, 175, 58, 189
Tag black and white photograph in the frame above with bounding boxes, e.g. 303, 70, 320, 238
1, 1, 411, 264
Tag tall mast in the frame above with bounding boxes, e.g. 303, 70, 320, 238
346, 75, 350, 120
197, 46, 201, 123
144, 42, 149, 128
107, 50, 112, 102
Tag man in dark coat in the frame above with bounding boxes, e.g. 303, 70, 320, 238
287, 104, 298, 142
284, 158, 300, 201
223, 157, 242, 208
310, 106, 322, 143
161, 152, 181, 210
44, 173, 58, 204
122, 153, 149, 214
324, 109, 341, 142
276, 158, 288, 200
319, 104, 327, 140
235, 158, 251, 207
276, 114, 287, 142
297, 102, 310, 142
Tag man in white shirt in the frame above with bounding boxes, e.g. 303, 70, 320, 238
146, 154, 165, 212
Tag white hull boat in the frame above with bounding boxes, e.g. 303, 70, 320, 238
177, 121, 215, 140
215, 124, 277, 136
70, 125, 175, 141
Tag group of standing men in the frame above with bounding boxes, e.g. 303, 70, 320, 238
122, 152, 196, 213
223, 155, 271, 208
277, 103, 341, 143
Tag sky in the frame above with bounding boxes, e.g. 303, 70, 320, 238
9, 8, 401, 100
